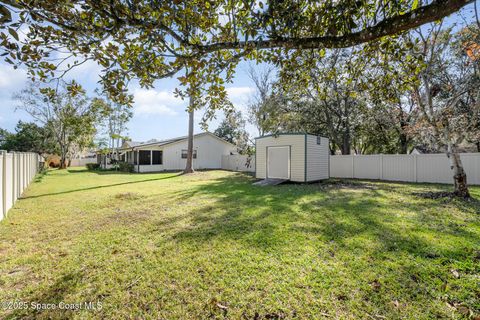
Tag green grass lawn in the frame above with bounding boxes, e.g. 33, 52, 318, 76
0, 168, 479, 319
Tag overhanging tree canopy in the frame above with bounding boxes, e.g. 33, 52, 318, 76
0, 0, 474, 108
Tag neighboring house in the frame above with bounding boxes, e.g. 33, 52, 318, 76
72, 149, 97, 159
69, 148, 98, 167
410, 145, 478, 155
118, 132, 236, 172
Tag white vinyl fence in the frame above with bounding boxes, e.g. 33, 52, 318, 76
1, 151, 41, 221
330, 153, 480, 185
221, 154, 255, 172
69, 158, 97, 167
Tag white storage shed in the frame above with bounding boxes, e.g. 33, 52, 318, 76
255, 133, 330, 182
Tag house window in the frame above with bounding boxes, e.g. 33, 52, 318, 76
152, 151, 163, 165
181, 149, 197, 159
317, 136, 322, 145
139, 150, 151, 165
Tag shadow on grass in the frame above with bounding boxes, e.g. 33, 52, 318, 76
166, 174, 479, 258
6, 270, 85, 320
33, 169, 49, 183
67, 168, 134, 175
22, 173, 182, 199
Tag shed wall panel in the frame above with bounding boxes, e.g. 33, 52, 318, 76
306, 136, 329, 181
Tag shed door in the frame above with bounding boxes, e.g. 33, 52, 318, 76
267, 146, 290, 179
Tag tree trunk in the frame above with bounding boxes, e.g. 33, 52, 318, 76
59, 156, 67, 169
399, 133, 408, 154
183, 97, 195, 174
447, 146, 470, 198
330, 145, 336, 155
341, 131, 350, 155
59, 145, 67, 169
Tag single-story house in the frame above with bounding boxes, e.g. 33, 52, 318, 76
118, 132, 236, 172
255, 133, 330, 182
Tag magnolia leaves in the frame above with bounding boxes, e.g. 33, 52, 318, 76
0, 4, 11, 23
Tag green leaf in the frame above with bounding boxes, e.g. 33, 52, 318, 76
8, 28, 19, 41
0, 5, 11, 22
412, 0, 419, 10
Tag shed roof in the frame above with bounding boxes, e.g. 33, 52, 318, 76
255, 133, 328, 140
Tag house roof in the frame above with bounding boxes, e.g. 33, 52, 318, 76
411, 144, 477, 154
119, 132, 235, 150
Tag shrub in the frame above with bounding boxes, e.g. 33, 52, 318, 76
45, 154, 60, 168
118, 161, 134, 173
86, 163, 100, 170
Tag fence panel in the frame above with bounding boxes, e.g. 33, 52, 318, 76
459, 154, 480, 185
382, 155, 415, 182
0, 151, 41, 221
329, 155, 354, 178
330, 153, 480, 185
70, 158, 97, 167
353, 155, 381, 180
221, 155, 255, 172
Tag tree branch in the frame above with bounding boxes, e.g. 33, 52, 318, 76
197, 0, 474, 52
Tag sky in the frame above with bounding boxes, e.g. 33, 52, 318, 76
0, 3, 477, 143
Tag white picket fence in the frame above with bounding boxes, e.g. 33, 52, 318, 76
330, 153, 480, 185
221, 154, 255, 172
1, 151, 42, 221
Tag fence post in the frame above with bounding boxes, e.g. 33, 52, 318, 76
18, 152, 22, 198
351, 155, 355, 179
413, 154, 418, 183
20, 153, 24, 195
379, 154, 384, 180
23, 153, 26, 192
1, 150, 5, 220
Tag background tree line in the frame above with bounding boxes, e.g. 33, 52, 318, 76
0, 81, 132, 169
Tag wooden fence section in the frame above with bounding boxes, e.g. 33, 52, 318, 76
330, 153, 480, 185
1, 151, 41, 221
221, 155, 255, 172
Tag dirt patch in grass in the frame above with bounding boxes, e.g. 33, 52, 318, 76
413, 191, 480, 204
101, 209, 153, 227
413, 191, 455, 199
114, 192, 142, 200
315, 179, 379, 190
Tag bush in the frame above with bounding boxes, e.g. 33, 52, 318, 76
86, 163, 100, 170
45, 154, 60, 168
118, 161, 134, 173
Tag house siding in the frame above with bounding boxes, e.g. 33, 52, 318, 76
133, 134, 235, 172
306, 135, 330, 181
256, 135, 305, 182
